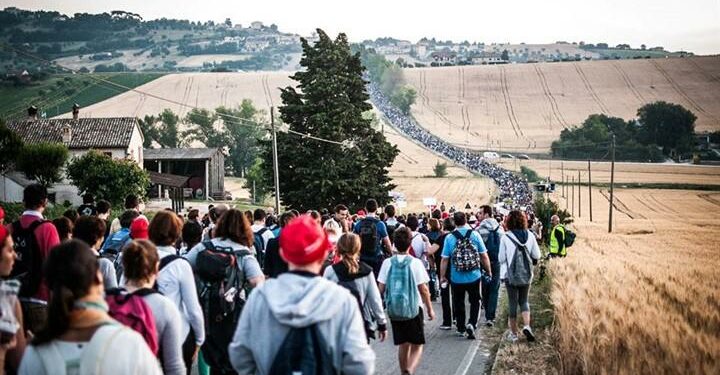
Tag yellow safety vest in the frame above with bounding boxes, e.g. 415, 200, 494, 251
549, 225, 566, 256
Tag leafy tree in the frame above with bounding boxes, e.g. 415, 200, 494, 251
156, 109, 182, 148
390, 86, 417, 115
66, 150, 150, 206
182, 108, 227, 148
16, 142, 69, 187
0, 120, 24, 175
637, 101, 696, 155
433, 161, 448, 177
551, 114, 664, 162
501, 49, 509, 60
138, 115, 160, 148
264, 29, 398, 211
244, 157, 271, 204
216, 100, 266, 176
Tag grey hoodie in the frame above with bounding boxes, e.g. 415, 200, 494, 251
476, 218, 505, 242
228, 272, 375, 375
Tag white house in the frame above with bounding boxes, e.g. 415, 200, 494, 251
3, 108, 144, 205
250, 21, 264, 30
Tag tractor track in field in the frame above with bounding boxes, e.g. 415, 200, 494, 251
574, 62, 610, 114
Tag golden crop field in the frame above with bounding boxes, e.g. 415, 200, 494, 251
548, 187, 720, 374
495, 158, 720, 185
404, 56, 720, 152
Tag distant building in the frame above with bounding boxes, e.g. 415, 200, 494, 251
143, 148, 225, 200
431, 50, 457, 63
250, 21, 264, 30
3, 106, 145, 204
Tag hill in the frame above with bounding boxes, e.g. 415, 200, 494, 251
403, 56, 720, 152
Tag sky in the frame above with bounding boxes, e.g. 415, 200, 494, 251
3, 0, 720, 54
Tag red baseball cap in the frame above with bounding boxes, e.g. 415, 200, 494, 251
279, 215, 332, 266
0, 206, 4, 221
130, 218, 149, 240
0, 225, 8, 245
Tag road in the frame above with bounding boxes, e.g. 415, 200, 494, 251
371, 300, 496, 375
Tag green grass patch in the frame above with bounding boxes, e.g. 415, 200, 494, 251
486, 252, 560, 374
520, 166, 542, 182
0, 72, 164, 120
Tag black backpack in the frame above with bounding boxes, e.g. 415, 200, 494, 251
385, 222, 397, 245
564, 229, 576, 248
358, 218, 379, 259
269, 324, 335, 375
253, 228, 268, 266
10, 220, 50, 298
196, 241, 250, 373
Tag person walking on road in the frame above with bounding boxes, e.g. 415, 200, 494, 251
228, 215, 375, 374
499, 210, 541, 343
439, 212, 491, 340
477, 205, 504, 327
353, 199, 392, 276
378, 227, 435, 375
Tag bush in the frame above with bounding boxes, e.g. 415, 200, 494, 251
433, 161, 448, 177
66, 150, 150, 206
534, 196, 572, 243
521, 166, 541, 182
0, 202, 68, 223
16, 142, 69, 187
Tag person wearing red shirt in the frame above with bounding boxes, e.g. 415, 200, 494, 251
7, 184, 60, 335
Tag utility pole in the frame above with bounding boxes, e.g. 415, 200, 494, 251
588, 160, 593, 222
578, 169, 581, 217
270, 107, 281, 213
561, 161, 565, 198
571, 175, 575, 216
609, 134, 616, 233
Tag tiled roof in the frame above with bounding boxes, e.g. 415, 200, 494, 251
144, 148, 221, 160
6, 117, 138, 149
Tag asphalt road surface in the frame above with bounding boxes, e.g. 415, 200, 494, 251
371, 299, 494, 375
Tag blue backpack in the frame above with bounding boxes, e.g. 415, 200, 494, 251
103, 229, 131, 253
484, 226, 501, 263
384, 256, 419, 321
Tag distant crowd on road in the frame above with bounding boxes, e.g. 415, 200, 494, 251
0, 184, 574, 374
367, 82, 535, 213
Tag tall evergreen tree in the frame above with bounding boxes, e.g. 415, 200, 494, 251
264, 29, 398, 211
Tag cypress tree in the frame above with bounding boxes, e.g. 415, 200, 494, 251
264, 29, 398, 211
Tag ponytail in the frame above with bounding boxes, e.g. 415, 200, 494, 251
337, 233, 361, 275
32, 240, 100, 345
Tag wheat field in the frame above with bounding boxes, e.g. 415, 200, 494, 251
404, 56, 720, 152
495, 158, 720, 186
549, 186, 720, 374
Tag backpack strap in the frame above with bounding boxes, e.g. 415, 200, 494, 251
79, 324, 125, 374
451, 230, 463, 240
131, 287, 159, 298
159, 255, 184, 271
202, 241, 216, 251
463, 230, 473, 240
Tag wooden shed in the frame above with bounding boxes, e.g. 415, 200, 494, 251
143, 148, 225, 200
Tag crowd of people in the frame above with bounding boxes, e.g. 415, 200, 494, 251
0, 184, 569, 374
367, 82, 535, 213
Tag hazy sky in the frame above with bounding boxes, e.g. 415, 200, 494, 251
3, 0, 720, 54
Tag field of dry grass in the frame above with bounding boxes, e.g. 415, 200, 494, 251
495, 158, 720, 185
548, 187, 720, 374
404, 56, 720, 152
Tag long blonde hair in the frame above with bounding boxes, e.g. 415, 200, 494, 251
337, 233, 361, 274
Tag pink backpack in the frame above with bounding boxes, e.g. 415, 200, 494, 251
105, 288, 159, 356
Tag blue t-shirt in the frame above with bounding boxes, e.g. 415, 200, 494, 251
441, 227, 487, 284
353, 216, 389, 258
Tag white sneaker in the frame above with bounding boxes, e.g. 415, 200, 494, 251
505, 331, 518, 343
522, 326, 536, 342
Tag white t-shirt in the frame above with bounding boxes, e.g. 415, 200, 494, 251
409, 232, 430, 267
377, 254, 429, 308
